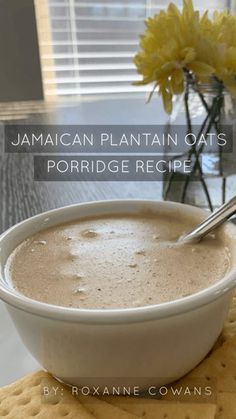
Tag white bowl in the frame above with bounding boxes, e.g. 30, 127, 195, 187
0, 200, 236, 389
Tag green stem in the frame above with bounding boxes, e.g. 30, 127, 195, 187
190, 88, 224, 211
181, 80, 224, 209
194, 86, 224, 165
222, 177, 226, 204
180, 83, 192, 203
163, 171, 176, 200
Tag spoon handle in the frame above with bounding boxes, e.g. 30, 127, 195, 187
182, 196, 236, 243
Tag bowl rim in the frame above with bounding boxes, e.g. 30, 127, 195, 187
0, 199, 236, 325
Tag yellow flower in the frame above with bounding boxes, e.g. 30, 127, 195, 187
199, 10, 236, 96
134, 0, 236, 113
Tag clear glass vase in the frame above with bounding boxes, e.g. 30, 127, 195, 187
162, 79, 236, 210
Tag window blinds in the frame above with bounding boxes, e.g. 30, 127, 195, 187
35, 0, 230, 99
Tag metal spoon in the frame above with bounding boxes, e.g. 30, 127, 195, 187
181, 196, 236, 244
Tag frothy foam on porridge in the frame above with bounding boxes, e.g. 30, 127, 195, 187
6, 212, 231, 309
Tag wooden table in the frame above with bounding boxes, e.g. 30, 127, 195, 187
0, 95, 166, 233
